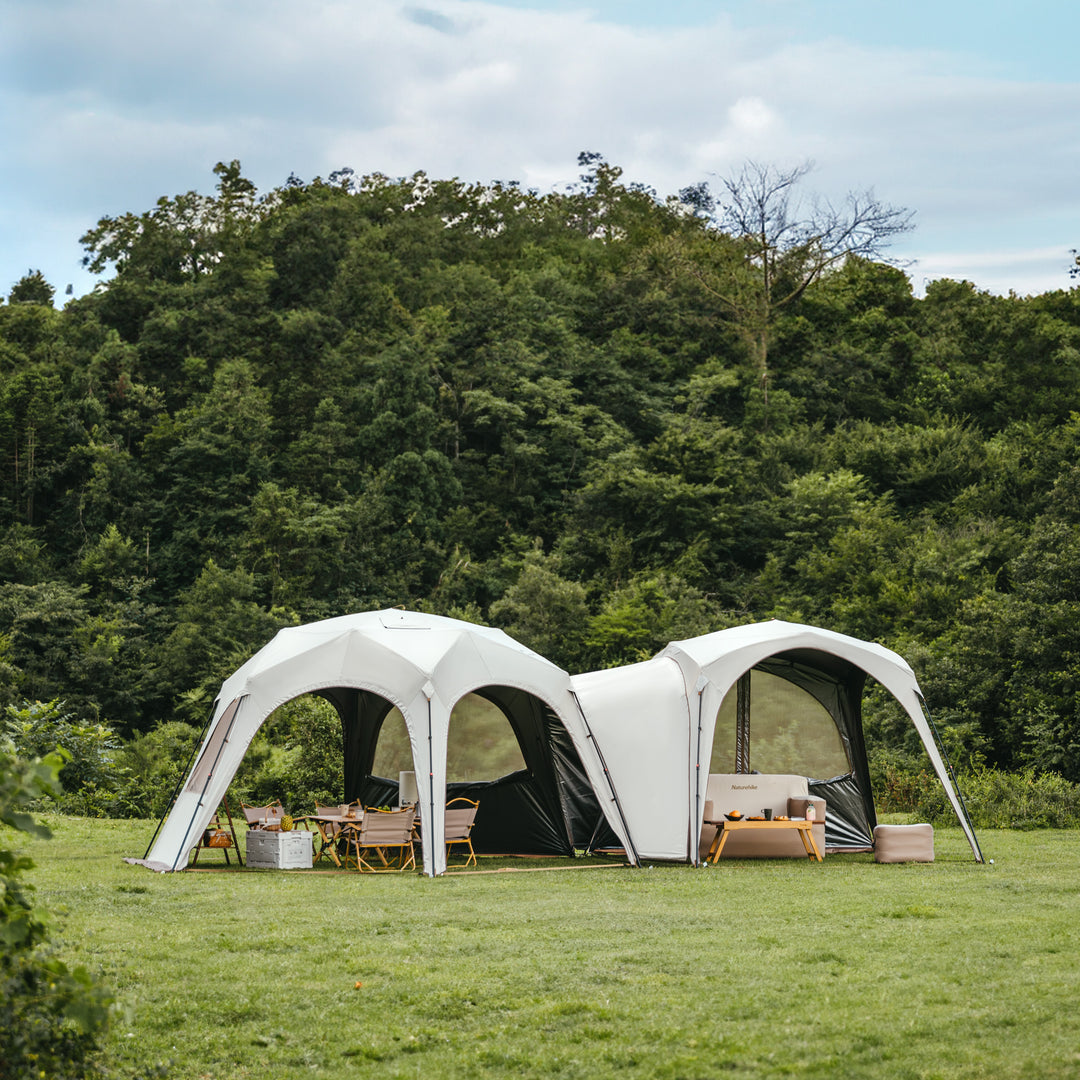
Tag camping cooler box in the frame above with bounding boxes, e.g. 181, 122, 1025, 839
245, 830, 313, 869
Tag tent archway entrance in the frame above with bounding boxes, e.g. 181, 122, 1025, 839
321, 684, 606, 858
709, 651, 878, 851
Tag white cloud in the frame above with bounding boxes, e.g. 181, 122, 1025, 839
727, 97, 778, 137
1, 0, 1078, 297
909, 246, 1075, 298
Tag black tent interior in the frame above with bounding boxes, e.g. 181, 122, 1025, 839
715, 649, 878, 852
319, 685, 609, 856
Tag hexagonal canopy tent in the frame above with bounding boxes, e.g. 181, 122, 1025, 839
143, 610, 633, 875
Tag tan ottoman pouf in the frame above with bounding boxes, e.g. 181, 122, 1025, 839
873, 823, 934, 863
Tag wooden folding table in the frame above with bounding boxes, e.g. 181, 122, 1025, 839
705, 818, 823, 863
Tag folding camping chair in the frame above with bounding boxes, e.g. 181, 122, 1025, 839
444, 797, 479, 868
344, 806, 416, 872
241, 800, 284, 831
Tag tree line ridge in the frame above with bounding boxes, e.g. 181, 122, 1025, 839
2, 157, 1079, 790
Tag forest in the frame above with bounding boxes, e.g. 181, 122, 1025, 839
2, 155, 1079, 814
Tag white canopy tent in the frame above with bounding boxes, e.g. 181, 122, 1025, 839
144, 610, 634, 875
572, 620, 983, 863
143, 613, 981, 874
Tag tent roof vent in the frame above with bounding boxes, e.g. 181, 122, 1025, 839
379, 612, 432, 630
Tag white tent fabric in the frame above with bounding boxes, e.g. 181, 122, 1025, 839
569, 657, 692, 862
146, 610, 635, 875
572, 619, 981, 863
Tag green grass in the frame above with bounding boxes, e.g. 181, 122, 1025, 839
15, 818, 1080, 1079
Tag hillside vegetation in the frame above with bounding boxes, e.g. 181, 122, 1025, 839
3, 157, 1080, 796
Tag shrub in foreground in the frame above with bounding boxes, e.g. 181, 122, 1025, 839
1, 741, 113, 1079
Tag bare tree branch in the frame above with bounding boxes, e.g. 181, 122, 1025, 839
686, 160, 914, 390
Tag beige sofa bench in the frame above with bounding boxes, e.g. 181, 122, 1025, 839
701, 774, 826, 860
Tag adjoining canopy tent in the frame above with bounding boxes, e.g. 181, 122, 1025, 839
569, 656, 693, 862
572, 620, 983, 864
144, 610, 634, 876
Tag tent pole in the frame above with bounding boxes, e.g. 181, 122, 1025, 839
169, 700, 243, 871
920, 697, 984, 863
693, 678, 706, 866
142, 702, 217, 860
426, 689, 436, 876
570, 691, 639, 866
735, 673, 751, 773
427, 696, 434, 816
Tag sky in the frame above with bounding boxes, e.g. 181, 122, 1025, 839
3, 0, 1078, 302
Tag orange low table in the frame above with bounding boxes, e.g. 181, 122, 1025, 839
706, 819, 823, 863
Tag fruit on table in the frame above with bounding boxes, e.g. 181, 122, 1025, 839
727, 810, 743, 819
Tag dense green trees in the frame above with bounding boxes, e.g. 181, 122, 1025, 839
2, 158, 1080, 791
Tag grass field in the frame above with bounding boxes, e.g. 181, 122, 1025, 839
18, 818, 1080, 1080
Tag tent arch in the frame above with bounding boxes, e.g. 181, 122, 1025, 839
445, 684, 605, 855
661, 621, 982, 862
373, 678, 617, 855
147, 674, 429, 873
707, 652, 876, 851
